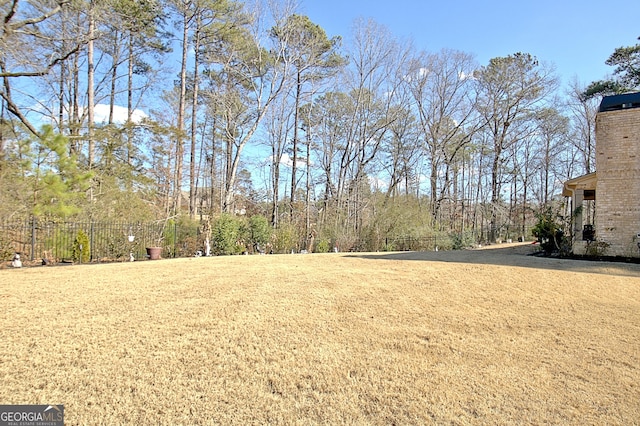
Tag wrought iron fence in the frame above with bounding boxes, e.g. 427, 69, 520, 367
0, 218, 525, 264
0, 219, 195, 263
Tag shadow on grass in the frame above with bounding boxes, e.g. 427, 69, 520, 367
345, 243, 640, 278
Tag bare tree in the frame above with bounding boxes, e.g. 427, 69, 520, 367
404, 48, 478, 225
202, 0, 292, 213
270, 13, 344, 218
338, 18, 410, 231
307, 90, 349, 221
474, 53, 557, 242
566, 77, 598, 175
534, 106, 569, 206
0, 0, 78, 136
381, 103, 421, 202
264, 90, 294, 226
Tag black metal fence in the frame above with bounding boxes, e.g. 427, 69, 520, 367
0, 219, 196, 263
1, 219, 519, 264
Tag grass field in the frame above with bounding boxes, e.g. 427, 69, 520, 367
1, 243, 639, 425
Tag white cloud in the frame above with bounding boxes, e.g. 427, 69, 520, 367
94, 104, 148, 125
368, 175, 388, 191
459, 70, 477, 81
403, 67, 430, 83
29, 102, 148, 128
269, 153, 310, 168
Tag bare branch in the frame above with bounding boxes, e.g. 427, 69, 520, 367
3, 0, 19, 26
4, 1, 68, 31
0, 43, 81, 78
0, 89, 40, 137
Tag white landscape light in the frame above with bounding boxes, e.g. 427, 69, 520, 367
128, 229, 135, 261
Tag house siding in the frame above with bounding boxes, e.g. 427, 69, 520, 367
595, 108, 640, 257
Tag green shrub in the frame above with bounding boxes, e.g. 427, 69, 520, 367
170, 217, 200, 257
531, 208, 569, 255
212, 214, 243, 255
451, 230, 476, 250
248, 215, 271, 252
382, 241, 395, 252
315, 238, 330, 253
272, 222, 297, 254
72, 229, 90, 263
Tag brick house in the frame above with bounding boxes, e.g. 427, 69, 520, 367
563, 92, 640, 257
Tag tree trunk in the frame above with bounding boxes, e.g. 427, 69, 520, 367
108, 30, 120, 125
189, 13, 201, 219
58, 17, 67, 137
70, 48, 80, 149
271, 146, 280, 227
0, 104, 5, 164
490, 150, 500, 243
126, 31, 134, 167
175, 10, 189, 215
87, 6, 95, 169
430, 154, 438, 225
290, 71, 302, 217
210, 114, 217, 215
305, 130, 311, 242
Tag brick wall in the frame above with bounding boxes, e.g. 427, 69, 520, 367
595, 108, 640, 257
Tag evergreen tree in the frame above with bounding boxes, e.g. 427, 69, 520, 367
24, 126, 92, 219
583, 37, 640, 98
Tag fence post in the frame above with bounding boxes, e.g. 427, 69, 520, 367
173, 221, 177, 258
90, 222, 95, 262
30, 217, 36, 261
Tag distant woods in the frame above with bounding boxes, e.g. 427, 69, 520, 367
0, 1, 632, 249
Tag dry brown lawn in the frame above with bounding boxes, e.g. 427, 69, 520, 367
1, 243, 639, 425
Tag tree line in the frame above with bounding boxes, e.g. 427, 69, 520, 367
1, 0, 636, 251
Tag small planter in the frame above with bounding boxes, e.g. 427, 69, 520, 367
146, 247, 163, 260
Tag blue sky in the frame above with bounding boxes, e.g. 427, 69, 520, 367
300, 0, 640, 88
